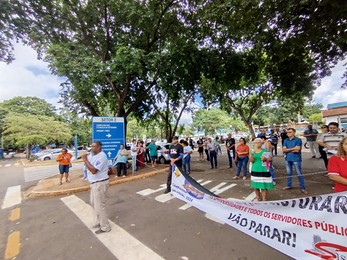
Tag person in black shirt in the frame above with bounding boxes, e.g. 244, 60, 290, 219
164, 136, 184, 193
280, 128, 288, 148
225, 133, 236, 168
269, 129, 279, 156
196, 138, 204, 161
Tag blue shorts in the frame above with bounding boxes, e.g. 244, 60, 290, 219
59, 165, 70, 174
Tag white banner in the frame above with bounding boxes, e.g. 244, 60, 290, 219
171, 167, 347, 259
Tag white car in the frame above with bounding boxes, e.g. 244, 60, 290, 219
157, 143, 171, 164
36, 149, 75, 161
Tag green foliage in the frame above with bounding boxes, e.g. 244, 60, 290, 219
0, 0, 15, 63
192, 108, 233, 136
307, 113, 323, 125
58, 108, 91, 146
0, 96, 57, 117
3, 114, 72, 147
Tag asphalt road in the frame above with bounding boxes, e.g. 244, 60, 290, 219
0, 144, 333, 260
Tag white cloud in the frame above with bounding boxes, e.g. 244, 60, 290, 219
0, 43, 63, 108
312, 60, 347, 109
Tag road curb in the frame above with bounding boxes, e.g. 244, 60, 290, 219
27, 167, 168, 198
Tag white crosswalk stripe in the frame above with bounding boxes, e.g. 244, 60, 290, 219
61, 195, 164, 260
1, 185, 22, 209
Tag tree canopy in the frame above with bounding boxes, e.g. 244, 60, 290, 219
1, 0, 346, 138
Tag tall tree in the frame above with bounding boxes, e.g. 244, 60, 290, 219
192, 108, 233, 136
0, 0, 15, 63
3, 114, 72, 158
11, 0, 202, 137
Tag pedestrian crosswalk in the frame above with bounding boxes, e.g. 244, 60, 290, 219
137, 179, 256, 224
1, 185, 22, 209
61, 195, 164, 260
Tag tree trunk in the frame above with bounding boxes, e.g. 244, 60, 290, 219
27, 144, 32, 160
246, 122, 256, 140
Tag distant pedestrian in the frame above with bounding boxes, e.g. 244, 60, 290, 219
189, 138, 194, 150
328, 136, 347, 192
137, 141, 145, 169
249, 138, 273, 201
130, 139, 138, 173
316, 125, 328, 159
182, 140, 193, 175
225, 133, 236, 168
269, 129, 279, 156
114, 144, 128, 177
204, 138, 210, 161
207, 137, 218, 169
280, 128, 288, 148
165, 136, 183, 193
56, 148, 72, 185
282, 128, 308, 195
81, 141, 111, 234
148, 140, 158, 168
197, 138, 204, 161
303, 124, 319, 158
233, 137, 249, 180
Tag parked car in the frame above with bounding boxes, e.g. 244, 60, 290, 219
157, 143, 171, 164
36, 148, 75, 161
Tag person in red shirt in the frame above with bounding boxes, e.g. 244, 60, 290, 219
328, 136, 347, 192
56, 148, 73, 185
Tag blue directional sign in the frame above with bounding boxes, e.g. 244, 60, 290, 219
92, 117, 125, 165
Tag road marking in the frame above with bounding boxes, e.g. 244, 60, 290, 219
244, 192, 256, 201
1, 186, 22, 209
5, 164, 11, 167
61, 195, 164, 260
5, 231, 20, 259
136, 184, 166, 196
9, 208, 21, 221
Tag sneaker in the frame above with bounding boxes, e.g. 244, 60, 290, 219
95, 228, 111, 234
312, 156, 316, 158
242, 176, 247, 180
282, 186, 292, 190
164, 188, 171, 194
232, 176, 239, 180
300, 189, 308, 195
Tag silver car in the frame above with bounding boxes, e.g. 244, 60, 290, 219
157, 143, 171, 164
36, 149, 74, 161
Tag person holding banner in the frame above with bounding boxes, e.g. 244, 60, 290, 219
249, 138, 274, 201
164, 136, 184, 194
328, 136, 347, 192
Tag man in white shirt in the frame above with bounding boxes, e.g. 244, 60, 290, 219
82, 141, 111, 234
316, 122, 347, 169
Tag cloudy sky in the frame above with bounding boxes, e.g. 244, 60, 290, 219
0, 43, 346, 116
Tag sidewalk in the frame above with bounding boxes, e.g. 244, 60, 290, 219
26, 163, 169, 198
